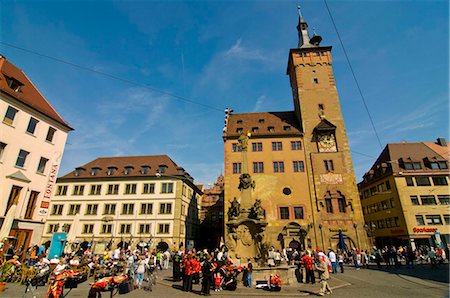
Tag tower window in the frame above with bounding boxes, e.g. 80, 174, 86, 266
324, 160, 334, 172
313, 78, 319, 84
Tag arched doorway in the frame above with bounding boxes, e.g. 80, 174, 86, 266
156, 241, 169, 251
278, 222, 308, 251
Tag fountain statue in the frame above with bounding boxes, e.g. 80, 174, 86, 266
226, 133, 269, 262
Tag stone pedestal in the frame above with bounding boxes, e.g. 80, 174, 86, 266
250, 266, 296, 286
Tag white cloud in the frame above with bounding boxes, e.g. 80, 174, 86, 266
252, 95, 267, 112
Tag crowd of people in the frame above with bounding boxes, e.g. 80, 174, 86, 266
0, 241, 448, 296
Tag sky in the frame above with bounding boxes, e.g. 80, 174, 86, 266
0, 0, 448, 184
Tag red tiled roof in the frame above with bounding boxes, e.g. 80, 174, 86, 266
59, 155, 186, 179
224, 111, 302, 138
358, 140, 449, 186
0, 56, 73, 130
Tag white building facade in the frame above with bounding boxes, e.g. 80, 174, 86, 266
43, 155, 201, 252
0, 56, 73, 248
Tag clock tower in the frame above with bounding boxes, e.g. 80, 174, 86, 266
287, 6, 368, 249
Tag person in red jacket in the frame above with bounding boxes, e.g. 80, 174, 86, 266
191, 256, 201, 284
301, 251, 315, 284
182, 255, 194, 292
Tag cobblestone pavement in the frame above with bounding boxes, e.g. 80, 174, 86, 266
1, 263, 448, 298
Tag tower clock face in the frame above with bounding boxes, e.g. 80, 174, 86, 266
318, 134, 337, 152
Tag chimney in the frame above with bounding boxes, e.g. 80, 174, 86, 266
436, 138, 447, 147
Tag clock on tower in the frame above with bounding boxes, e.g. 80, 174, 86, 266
317, 134, 337, 153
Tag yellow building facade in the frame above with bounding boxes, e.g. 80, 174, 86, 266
358, 139, 450, 250
223, 10, 368, 258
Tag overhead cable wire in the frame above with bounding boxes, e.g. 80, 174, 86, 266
323, 0, 383, 149
0, 41, 224, 113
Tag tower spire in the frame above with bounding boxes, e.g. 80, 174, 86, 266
296, 5, 322, 48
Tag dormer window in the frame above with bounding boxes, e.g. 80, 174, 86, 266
90, 167, 101, 176
403, 162, 422, 170
259, 119, 265, 124
252, 127, 259, 133
140, 165, 150, 174
177, 167, 185, 175
268, 126, 275, 132
236, 128, 243, 134
107, 166, 118, 176
237, 120, 243, 124
124, 166, 134, 175
429, 161, 448, 170
5, 76, 23, 92
283, 126, 291, 131
158, 165, 167, 174
75, 167, 86, 177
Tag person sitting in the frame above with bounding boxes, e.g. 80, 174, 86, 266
223, 273, 237, 291
269, 273, 282, 291
50, 255, 60, 264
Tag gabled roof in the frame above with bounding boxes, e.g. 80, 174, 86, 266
314, 118, 336, 131
0, 56, 73, 130
358, 139, 449, 186
59, 155, 185, 180
224, 111, 302, 138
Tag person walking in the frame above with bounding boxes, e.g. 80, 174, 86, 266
246, 258, 253, 288
302, 251, 315, 284
338, 251, 345, 273
135, 255, 149, 289
328, 249, 337, 274
201, 255, 214, 296
182, 254, 194, 292
428, 247, 437, 269
173, 251, 181, 281
316, 256, 332, 296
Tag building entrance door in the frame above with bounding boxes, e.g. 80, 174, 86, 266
278, 222, 308, 251
10, 229, 32, 260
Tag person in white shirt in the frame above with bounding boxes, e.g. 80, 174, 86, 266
54, 260, 67, 275
69, 256, 80, 266
113, 248, 121, 260
50, 255, 60, 264
328, 249, 337, 274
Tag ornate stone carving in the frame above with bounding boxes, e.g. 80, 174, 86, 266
227, 197, 240, 220
249, 199, 265, 220
238, 173, 255, 191
320, 172, 343, 184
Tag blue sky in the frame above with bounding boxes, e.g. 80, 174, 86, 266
1, 0, 448, 184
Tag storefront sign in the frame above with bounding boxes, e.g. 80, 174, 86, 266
413, 227, 438, 233
329, 228, 348, 233
39, 153, 61, 216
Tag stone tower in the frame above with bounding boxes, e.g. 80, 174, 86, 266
286, 7, 368, 249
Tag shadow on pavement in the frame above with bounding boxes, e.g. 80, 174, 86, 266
366, 263, 449, 284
